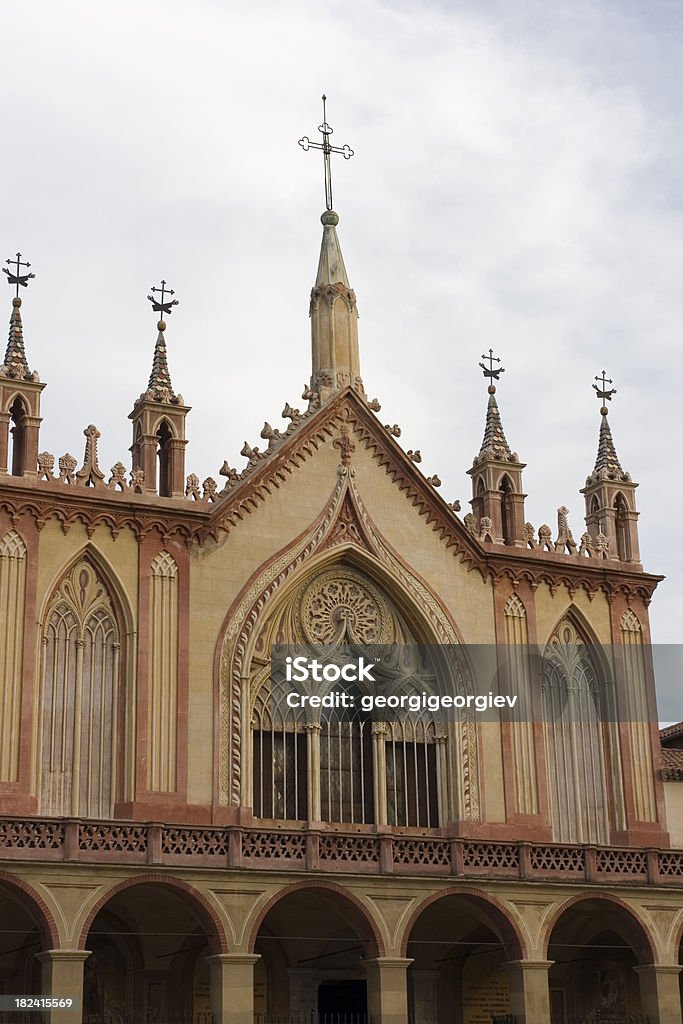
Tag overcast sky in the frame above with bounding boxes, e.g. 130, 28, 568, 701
3, 0, 682, 647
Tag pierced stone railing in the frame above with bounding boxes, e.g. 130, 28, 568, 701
0, 817, 680, 886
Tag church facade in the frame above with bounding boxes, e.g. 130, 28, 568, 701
0, 208, 682, 1024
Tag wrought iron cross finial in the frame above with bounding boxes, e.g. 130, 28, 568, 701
3, 253, 35, 298
593, 370, 617, 408
147, 280, 179, 319
298, 95, 354, 211
479, 349, 505, 383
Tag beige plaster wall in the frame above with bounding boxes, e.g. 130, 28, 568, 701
663, 782, 683, 849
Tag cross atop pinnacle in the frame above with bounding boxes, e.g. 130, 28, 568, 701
299, 95, 354, 212
145, 281, 179, 403
479, 349, 505, 393
475, 351, 514, 461
593, 369, 617, 415
590, 370, 626, 480
1, 252, 36, 381
3, 253, 35, 298
147, 280, 179, 327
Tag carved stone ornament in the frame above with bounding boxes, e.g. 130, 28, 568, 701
298, 567, 393, 645
107, 462, 128, 491
185, 473, 201, 500
479, 516, 494, 542
37, 451, 55, 481
202, 477, 218, 502
333, 424, 356, 468
58, 453, 78, 484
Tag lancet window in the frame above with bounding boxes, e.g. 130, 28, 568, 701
542, 618, 624, 844
39, 559, 120, 818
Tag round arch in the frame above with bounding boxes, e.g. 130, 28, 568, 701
542, 893, 657, 965
399, 886, 526, 960
0, 870, 60, 948
247, 881, 385, 958
78, 874, 229, 954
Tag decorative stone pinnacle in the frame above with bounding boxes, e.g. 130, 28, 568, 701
478, 392, 513, 461
1, 294, 33, 381
590, 411, 627, 481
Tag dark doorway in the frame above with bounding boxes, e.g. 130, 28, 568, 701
318, 980, 367, 1021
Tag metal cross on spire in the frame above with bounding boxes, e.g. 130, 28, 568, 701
479, 349, 505, 391
298, 95, 354, 211
3, 253, 35, 298
147, 280, 179, 322
593, 370, 617, 412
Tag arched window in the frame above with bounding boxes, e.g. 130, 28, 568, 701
542, 619, 622, 844
156, 421, 173, 497
614, 493, 631, 561
499, 475, 514, 545
8, 396, 28, 475
39, 560, 120, 818
252, 681, 308, 821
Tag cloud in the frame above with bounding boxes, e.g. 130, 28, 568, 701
2, 0, 680, 643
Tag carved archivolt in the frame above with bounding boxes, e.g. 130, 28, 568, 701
218, 472, 481, 821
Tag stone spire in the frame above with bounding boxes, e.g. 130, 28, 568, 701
581, 373, 640, 563
309, 211, 364, 404
467, 352, 526, 546
145, 324, 177, 404
590, 410, 625, 481
1, 297, 33, 381
478, 390, 512, 461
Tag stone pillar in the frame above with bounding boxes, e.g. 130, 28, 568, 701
364, 957, 413, 1024
305, 724, 322, 822
634, 964, 683, 1024
411, 968, 440, 1024
36, 950, 90, 1024
372, 723, 388, 825
207, 953, 260, 1024
504, 960, 552, 1024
